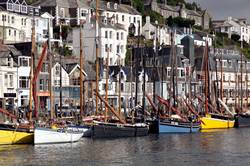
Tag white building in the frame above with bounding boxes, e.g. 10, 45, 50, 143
0, 0, 53, 44
213, 17, 249, 43
142, 16, 171, 45
0, 45, 20, 109
72, 2, 141, 66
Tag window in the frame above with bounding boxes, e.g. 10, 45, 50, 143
2, 15, 6, 22
80, 9, 86, 17
116, 32, 119, 40
55, 65, 60, 75
14, 30, 16, 36
60, 8, 65, 17
121, 32, 124, 40
70, 78, 80, 85
109, 44, 112, 52
116, 45, 119, 54
45, 79, 49, 90
34, 8, 39, 16
21, 5, 27, 13
7, 2, 13, 11
39, 79, 44, 90
120, 45, 124, 53
114, 3, 117, 9
19, 57, 29, 66
19, 76, 29, 88
9, 75, 13, 88
134, 17, 136, 23
228, 60, 232, 67
21, 95, 28, 106
121, 83, 124, 92
41, 63, 48, 72
7, 16, 9, 23
105, 31, 108, 38
4, 74, 14, 88
7, 57, 12, 66
11, 16, 14, 24
105, 44, 108, 52
109, 31, 112, 39
9, 29, 11, 36
4, 74, 8, 87
122, 15, 124, 21
14, 4, 20, 12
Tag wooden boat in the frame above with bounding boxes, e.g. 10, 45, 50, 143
91, 121, 148, 138
0, 123, 34, 145
159, 118, 200, 133
34, 127, 83, 144
200, 113, 235, 129
234, 113, 250, 128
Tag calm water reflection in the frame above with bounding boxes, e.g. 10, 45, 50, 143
1, 128, 250, 166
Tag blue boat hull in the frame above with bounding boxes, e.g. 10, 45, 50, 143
159, 120, 200, 133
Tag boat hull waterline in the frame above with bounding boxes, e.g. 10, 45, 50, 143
159, 120, 200, 133
34, 127, 83, 144
91, 122, 149, 138
200, 117, 235, 129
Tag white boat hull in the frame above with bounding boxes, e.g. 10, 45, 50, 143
34, 127, 83, 144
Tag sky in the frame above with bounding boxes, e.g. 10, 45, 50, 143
186, 0, 250, 22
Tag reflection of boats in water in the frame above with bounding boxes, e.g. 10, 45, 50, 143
0, 123, 34, 145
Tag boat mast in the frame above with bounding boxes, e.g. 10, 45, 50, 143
79, 21, 84, 120
28, 18, 35, 121
59, 21, 62, 117
105, 47, 109, 122
240, 40, 243, 111
118, 56, 121, 116
48, 18, 54, 120
204, 40, 209, 114
95, 0, 99, 115
220, 49, 223, 113
245, 61, 248, 108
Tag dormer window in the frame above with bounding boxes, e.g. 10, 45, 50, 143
107, 2, 110, 8
7, 2, 13, 11
60, 8, 65, 17
104, 18, 107, 24
34, 8, 39, 15
14, 2, 20, 12
21, 5, 27, 13
114, 3, 117, 9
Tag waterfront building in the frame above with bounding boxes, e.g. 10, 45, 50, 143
72, 1, 141, 66
0, 0, 53, 44
0, 44, 20, 110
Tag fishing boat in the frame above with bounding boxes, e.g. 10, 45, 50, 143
200, 41, 235, 130
159, 118, 200, 133
234, 112, 250, 128
0, 123, 34, 145
34, 127, 83, 144
200, 113, 235, 129
91, 121, 148, 138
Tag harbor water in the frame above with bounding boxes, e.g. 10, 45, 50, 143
1, 128, 250, 166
